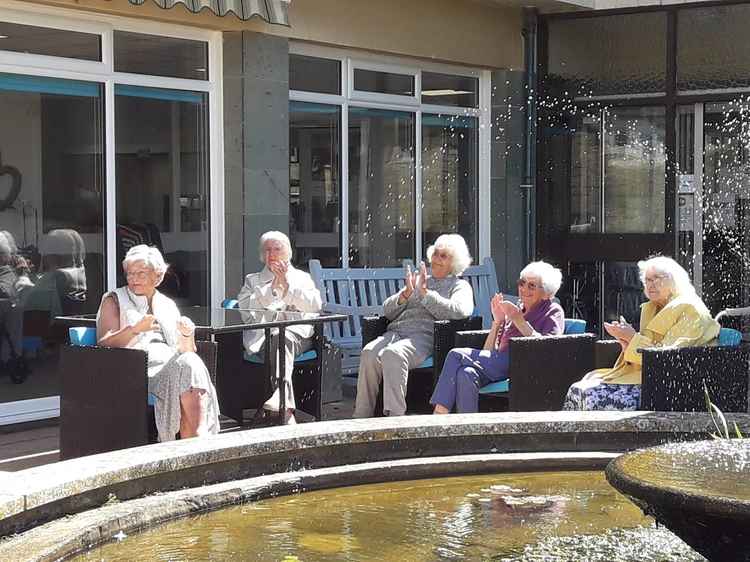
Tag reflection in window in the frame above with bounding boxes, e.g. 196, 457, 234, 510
289, 55, 340, 95
422, 114, 478, 257
0, 21, 101, 61
353, 69, 414, 97
115, 85, 209, 306
0, 73, 104, 403
421, 72, 478, 108
114, 32, 208, 81
603, 107, 665, 233
678, 5, 750, 92
348, 107, 415, 267
289, 101, 341, 267
546, 13, 666, 97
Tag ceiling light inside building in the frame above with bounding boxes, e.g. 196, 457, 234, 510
0, 35, 8, 39
422, 89, 472, 97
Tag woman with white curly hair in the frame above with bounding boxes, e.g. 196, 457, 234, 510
97, 245, 220, 441
563, 256, 719, 411
354, 233, 475, 418
431, 260, 565, 414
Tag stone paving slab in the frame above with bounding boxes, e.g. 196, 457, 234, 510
1, 411, 748, 540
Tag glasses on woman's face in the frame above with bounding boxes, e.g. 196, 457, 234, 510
517, 278, 540, 291
125, 269, 151, 281
644, 274, 668, 287
432, 249, 451, 261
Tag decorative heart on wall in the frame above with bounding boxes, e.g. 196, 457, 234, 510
0, 153, 22, 212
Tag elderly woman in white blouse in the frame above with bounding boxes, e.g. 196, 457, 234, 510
97, 245, 220, 442
237, 231, 322, 425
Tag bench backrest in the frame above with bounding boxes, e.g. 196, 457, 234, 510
309, 257, 500, 373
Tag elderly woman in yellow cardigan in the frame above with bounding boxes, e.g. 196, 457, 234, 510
563, 256, 719, 411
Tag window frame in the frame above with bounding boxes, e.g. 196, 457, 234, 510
0, 0, 225, 424
289, 42, 490, 266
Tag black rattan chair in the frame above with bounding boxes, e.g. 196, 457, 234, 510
453, 328, 596, 412
60, 339, 216, 460
360, 315, 481, 414
214, 323, 341, 424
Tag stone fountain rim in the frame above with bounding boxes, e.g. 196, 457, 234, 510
605, 439, 750, 518
1, 451, 618, 562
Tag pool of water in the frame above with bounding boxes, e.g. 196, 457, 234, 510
76, 471, 704, 561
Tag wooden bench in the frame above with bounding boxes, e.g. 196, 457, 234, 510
309, 257, 501, 376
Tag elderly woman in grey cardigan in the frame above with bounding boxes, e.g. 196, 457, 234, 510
353, 234, 475, 417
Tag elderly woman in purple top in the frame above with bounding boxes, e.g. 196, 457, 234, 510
431, 261, 565, 414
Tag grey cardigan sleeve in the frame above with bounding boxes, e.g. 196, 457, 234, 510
383, 291, 407, 321
420, 279, 474, 320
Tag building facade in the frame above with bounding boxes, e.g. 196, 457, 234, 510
1, 0, 570, 424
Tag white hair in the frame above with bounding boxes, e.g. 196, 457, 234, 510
122, 245, 168, 285
258, 231, 292, 264
638, 256, 695, 299
520, 260, 563, 297
426, 234, 472, 275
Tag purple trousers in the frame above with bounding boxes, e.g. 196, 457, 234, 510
430, 347, 509, 413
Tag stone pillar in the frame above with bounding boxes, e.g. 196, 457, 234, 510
223, 31, 290, 297
490, 69, 528, 292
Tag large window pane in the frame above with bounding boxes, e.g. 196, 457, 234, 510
678, 5, 750, 92
421, 72, 478, 108
289, 101, 341, 267
603, 107, 666, 233
422, 114, 478, 257
546, 13, 666, 97
115, 85, 210, 306
348, 107, 415, 267
0, 21, 101, 61
114, 31, 208, 81
0, 73, 104, 404
289, 55, 340, 95
353, 69, 414, 97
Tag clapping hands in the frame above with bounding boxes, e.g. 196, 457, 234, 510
269, 259, 289, 295
604, 316, 636, 350
400, 262, 429, 303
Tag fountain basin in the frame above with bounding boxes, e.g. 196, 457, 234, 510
3, 411, 750, 561
606, 439, 750, 561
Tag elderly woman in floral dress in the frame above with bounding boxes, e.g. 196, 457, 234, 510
97, 245, 220, 441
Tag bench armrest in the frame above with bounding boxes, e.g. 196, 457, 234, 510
361, 315, 389, 347
508, 333, 596, 411
641, 345, 750, 412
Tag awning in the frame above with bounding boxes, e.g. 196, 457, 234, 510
127, 0, 290, 25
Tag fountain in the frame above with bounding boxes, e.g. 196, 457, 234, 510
2, 411, 750, 560
606, 439, 750, 561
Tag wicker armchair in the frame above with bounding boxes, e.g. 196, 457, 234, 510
214, 323, 341, 424
360, 315, 481, 414
60, 339, 217, 460
454, 329, 596, 411
590, 337, 749, 412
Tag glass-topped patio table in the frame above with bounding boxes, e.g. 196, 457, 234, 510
55, 307, 349, 426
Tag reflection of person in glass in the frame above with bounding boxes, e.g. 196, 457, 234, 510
353, 234, 475, 418
21, 229, 87, 316
0, 232, 24, 368
237, 231, 322, 425
563, 256, 719, 411
431, 262, 564, 414
97, 245, 220, 441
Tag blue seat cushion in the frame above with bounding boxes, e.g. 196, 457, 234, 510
22, 336, 43, 353
718, 327, 742, 347
68, 326, 97, 346
221, 298, 239, 309
479, 379, 509, 395
243, 349, 318, 364
415, 355, 434, 369
148, 393, 157, 406
564, 319, 586, 335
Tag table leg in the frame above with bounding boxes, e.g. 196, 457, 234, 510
278, 325, 286, 425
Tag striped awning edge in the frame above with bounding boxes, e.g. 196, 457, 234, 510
127, 0, 290, 25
